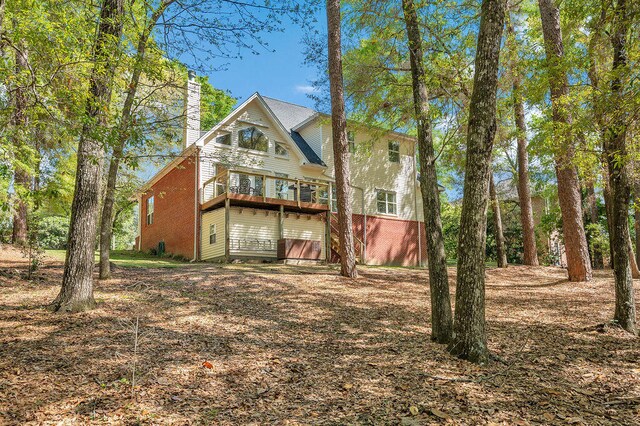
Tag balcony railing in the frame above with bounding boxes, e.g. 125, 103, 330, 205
201, 169, 331, 208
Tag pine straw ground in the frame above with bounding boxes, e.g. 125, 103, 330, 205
0, 247, 639, 426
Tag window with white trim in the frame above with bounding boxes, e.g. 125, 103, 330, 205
209, 224, 216, 244
275, 142, 289, 157
146, 196, 154, 225
238, 127, 268, 152
347, 130, 355, 153
388, 141, 400, 163
376, 191, 397, 215
216, 134, 231, 145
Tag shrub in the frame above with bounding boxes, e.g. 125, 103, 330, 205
38, 216, 70, 249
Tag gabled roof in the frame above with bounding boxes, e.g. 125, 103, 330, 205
261, 96, 325, 166
262, 96, 318, 132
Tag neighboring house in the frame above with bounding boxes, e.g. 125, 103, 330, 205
135, 72, 427, 266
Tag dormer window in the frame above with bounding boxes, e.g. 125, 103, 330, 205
275, 142, 289, 157
216, 133, 231, 145
238, 127, 268, 152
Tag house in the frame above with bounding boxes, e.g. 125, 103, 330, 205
134, 72, 427, 266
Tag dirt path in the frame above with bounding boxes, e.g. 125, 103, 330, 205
0, 247, 638, 425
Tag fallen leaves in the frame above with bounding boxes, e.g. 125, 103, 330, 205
0, 247, 638, 425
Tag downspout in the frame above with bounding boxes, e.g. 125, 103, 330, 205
413, 147, 422, 267
193, 147, 200, 262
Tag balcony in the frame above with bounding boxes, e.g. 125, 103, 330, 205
201, 169, 331, 213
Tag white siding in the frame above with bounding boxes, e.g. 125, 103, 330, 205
298, 123, 323, 159
321, 123, 423, 221
201, 209, 225, 260
199, 100, 326, 196
283, 213, 326, 259
229, 207, 279, 257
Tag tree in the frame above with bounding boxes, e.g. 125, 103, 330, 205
489, 173, 507, 268
507, 9, 538, 266
448, 0, 505, 364
99, 0, 174, 279
10, 42, 28, 245
51, 0, 124, 312
538, 0, 592, 282
401, 0, 452, 343
326, 0, 357, 278
604, 0, 636, 334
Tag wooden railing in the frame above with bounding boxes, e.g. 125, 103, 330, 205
201, 169, 331, 208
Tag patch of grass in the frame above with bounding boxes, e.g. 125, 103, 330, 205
45, 249, 196, 269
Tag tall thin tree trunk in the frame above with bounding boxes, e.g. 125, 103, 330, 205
99, 1, 171, 279
585, 181, 604, 268
603, 168, 615, 268
508, 15, 538, 266
448, 0, 505, 364
626, 233, 640, 279
11, 43, 29, 245
538, 0, 592, 282
326, 0, 357, 278
605, 0, 636, 334
401, 0, 453, 343
634, 183, 640, 267
52, 0, 124, 312
490, 174, 507, 268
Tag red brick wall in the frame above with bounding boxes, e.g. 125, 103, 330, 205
140, 154, 198, 259
333, 214, 427, 266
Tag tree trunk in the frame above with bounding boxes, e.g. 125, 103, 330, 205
508, 16, 538, 267
538, 0, 592, 282
448, 0, 505, 364
11, 43, 29, 245
489, 174, 507, 268
99, 1, 171, 279
401, 0, 453, 344
585, 181, 604, 268
603, 169, 615, 268
52, 0, 124, 312
634, 183, 640, 267
627, 233, 640, 279
605, 0, 636, 334
326, 0, 357, 278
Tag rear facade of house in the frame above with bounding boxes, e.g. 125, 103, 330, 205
135, 75, 427, 266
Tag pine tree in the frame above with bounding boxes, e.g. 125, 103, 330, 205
326, 0, 358, 278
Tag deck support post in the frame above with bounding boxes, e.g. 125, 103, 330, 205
325, 211, 332, 263
279, 204, 284, 241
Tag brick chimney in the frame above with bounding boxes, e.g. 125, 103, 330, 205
184, 70, 201, 148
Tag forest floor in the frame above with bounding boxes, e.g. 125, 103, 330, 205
1, 246, 639, 425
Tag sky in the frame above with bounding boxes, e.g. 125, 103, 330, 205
195, 11, 326, 109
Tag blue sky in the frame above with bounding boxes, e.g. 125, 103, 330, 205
198, 12, 326, 109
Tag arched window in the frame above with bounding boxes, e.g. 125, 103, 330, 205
238, 127, 268, 152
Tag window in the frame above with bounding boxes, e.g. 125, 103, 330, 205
209, 224, 216, 244
388, 141, 400, 163
238, 127, 268, 152
377, 191, 397, 215
347, 130, 355, 153
146, 196, 154, 225
275, 142, 289, 157
216, 134, 231, 145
